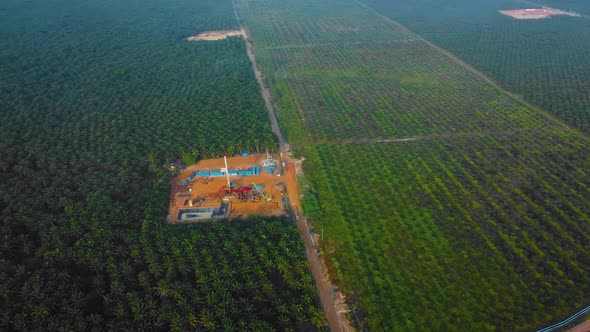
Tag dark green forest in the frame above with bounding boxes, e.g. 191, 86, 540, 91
0, 0, 322, 330
361, 0, 590, 133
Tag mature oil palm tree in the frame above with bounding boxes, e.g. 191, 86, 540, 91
154, 280, 172, 298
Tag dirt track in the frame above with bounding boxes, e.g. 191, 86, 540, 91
232, 0, 285, 149
232, 0, 353, 329
286, 161, 352, 331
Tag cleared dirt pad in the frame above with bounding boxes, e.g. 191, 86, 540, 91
499, 8, 580, 20
186, 29, 243, 41
168, 154, 286, 223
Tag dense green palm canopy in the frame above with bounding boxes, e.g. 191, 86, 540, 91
0, 0, 322, 330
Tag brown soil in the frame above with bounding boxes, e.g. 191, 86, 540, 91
168, 154, 285, 223
285, 161, 301, 214
186, 29, 243, 41
286, 160, 353, 331
569, 319, 590, 332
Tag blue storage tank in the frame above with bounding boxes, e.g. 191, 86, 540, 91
238, 170, 247, 176
229, 170, 239, 176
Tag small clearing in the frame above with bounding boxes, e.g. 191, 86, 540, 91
168, 154, 287, 223
186, 29, 243, 41
499, 8, 580, 20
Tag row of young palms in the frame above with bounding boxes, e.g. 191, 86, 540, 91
302, 130, 590, 330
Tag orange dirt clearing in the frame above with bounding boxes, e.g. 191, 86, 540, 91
186, 30, 243, 41
168, 154, 286, 223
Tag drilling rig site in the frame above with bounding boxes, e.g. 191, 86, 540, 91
168, 153, 289, 223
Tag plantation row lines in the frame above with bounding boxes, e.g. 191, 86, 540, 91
261, 39, 422, 50
241, 0, 415, 48
303, 131, 590, 330
239, 0, 590, 329
289, 127, 561, 147
2, 38, 277, 163
245, 19, 566, 142
274, 71, 554, 143
358, 0, 590, 134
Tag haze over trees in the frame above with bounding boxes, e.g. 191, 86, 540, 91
362, 0, 590, 133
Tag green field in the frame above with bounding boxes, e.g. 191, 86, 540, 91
241, 0, 559, 143
299, 132, 590, 330
239, 0, 590, 329
0, 0, 323, 330
361, 0, 590, 133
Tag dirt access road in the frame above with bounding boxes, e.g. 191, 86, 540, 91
232, 0, 353, 330
286, 161, 352, 331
